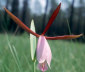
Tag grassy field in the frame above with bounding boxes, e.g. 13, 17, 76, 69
0, 33, 85, 72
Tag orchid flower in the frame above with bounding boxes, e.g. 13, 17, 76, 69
37, 36, 52, 72
4, 3, 83, 72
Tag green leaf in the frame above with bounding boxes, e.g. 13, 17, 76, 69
30, 20, 36, 61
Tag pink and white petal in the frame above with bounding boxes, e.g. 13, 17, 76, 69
44, 37, 52, 68
38, 63, 48, 71
37, 36, 47, 63
37, 36, 52, 68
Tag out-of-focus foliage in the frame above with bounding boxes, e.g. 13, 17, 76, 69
0, 0, 85, 41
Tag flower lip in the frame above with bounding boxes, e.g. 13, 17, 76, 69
38, 61, 48, 71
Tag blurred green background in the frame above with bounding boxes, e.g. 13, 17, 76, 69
0, 0, 85, 72
0, 34, 85, 72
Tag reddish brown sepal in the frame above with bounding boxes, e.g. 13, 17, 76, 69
4, 8, 40, 37
42, 3, 61, 35
45, 34, 83, 40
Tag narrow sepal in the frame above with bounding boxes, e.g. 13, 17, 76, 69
45, 34, 83, 40
42, 3, 61, 35
4, 8, 40, 37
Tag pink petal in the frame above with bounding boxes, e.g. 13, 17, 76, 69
37, 36, 52, 68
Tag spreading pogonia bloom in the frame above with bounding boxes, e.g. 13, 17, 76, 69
37, 36, 52, 71
4, 3, 83, 72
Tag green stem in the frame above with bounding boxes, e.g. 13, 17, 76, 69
34, 61, 36, 72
